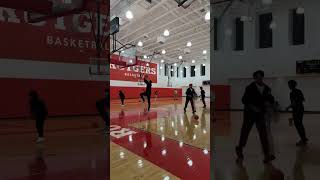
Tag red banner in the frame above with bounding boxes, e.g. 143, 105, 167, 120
0, 7, 109, 64
110, 57, 158, 83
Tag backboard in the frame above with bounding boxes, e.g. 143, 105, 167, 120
111, 46, 138, 68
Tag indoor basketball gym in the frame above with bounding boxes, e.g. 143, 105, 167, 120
0, 0, 211, 180
109, 0, 210, 179
212, 0, 320, 179
0, 0, 110, 180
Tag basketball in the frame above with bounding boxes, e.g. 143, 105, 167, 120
193, 115, 199, 120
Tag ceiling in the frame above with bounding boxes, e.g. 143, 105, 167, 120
110, 0, 210, 65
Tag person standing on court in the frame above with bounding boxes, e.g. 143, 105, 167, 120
286, 80, 309, 146
96, 88, 109, 133
29, 90, 48, 143
200, 87, 206, 108
235, 70, 274, 163
140, 75, 152, 111
173, 89, 178, 100
184, 84, 196, 113
119, 90, 125, 106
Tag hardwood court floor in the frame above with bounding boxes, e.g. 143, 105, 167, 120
213, 111, 320, 180
0, 98, 210, 180
110, 98, 211, 180
0, 116, 108, 180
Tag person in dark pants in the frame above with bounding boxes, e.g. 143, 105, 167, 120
286, 80, 308, 146
200, 87, 206, 108
140, 75, 152, 111
184, 84, 196, 113
235, 70, 275, 164
96, 88, 109, 133
119, 90, 125, 106
29, 90, 48, 143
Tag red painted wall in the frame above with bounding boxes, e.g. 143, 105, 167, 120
0, 78, 109, 118
110, 86, 182, 99
212, 85, 230, 110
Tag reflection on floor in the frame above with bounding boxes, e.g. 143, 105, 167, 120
110, 142, 180, 180
110, 98, 210, 180
213, 111, 320, 180
0, 116, 108, 180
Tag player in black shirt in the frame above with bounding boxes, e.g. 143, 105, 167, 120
29, 90, 48, 143
200, 87, 206, 108
184, 84, 196, 113
236, 70, 274, 163
119, 90, 125, 106
286, 80, 308, 146
140, 75, 152, 111
96, 88, 109, 133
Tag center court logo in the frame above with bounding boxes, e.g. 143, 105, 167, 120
110, 125, 137, 139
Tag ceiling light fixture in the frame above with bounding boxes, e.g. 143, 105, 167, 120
205, 11, 210, 21
163, 29, 170, 36
125, 10, 133, 20
137, 41, 143, 47
203, 50, 207, 54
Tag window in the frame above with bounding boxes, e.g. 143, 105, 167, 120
183, 67, 187, 78
201, 64, 205, 76
234, 17, 244, 50
214, 18, 218, 50
170, 66, 174, 77
164, 64, 168, 76
290, 9, 305, 45
259, 13, 273, 48
177, 67, 179, 77
190, 66, 195, 77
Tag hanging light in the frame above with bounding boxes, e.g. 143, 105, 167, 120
205, 11, 210, 21
162, 49, 166, 54
187, 41, 192, 47
178, 55, 182, 60
163, 29, 170, 36
126, 10, 133, 20
137, 41, 143, 47
192, 60, 196, 63
174, 63, 177, 66
269, 21, 277, 29
202, 50, 207, 54
296, 7, 305, 14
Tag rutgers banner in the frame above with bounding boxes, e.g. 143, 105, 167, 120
110, 58, 158, 83
0, 7, 108, 64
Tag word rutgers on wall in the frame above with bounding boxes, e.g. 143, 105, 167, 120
0, 7, 108, 63
110, 56, 158, 83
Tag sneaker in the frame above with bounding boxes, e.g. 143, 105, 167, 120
235, 146, 244, 159
36, 137, 45, 143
